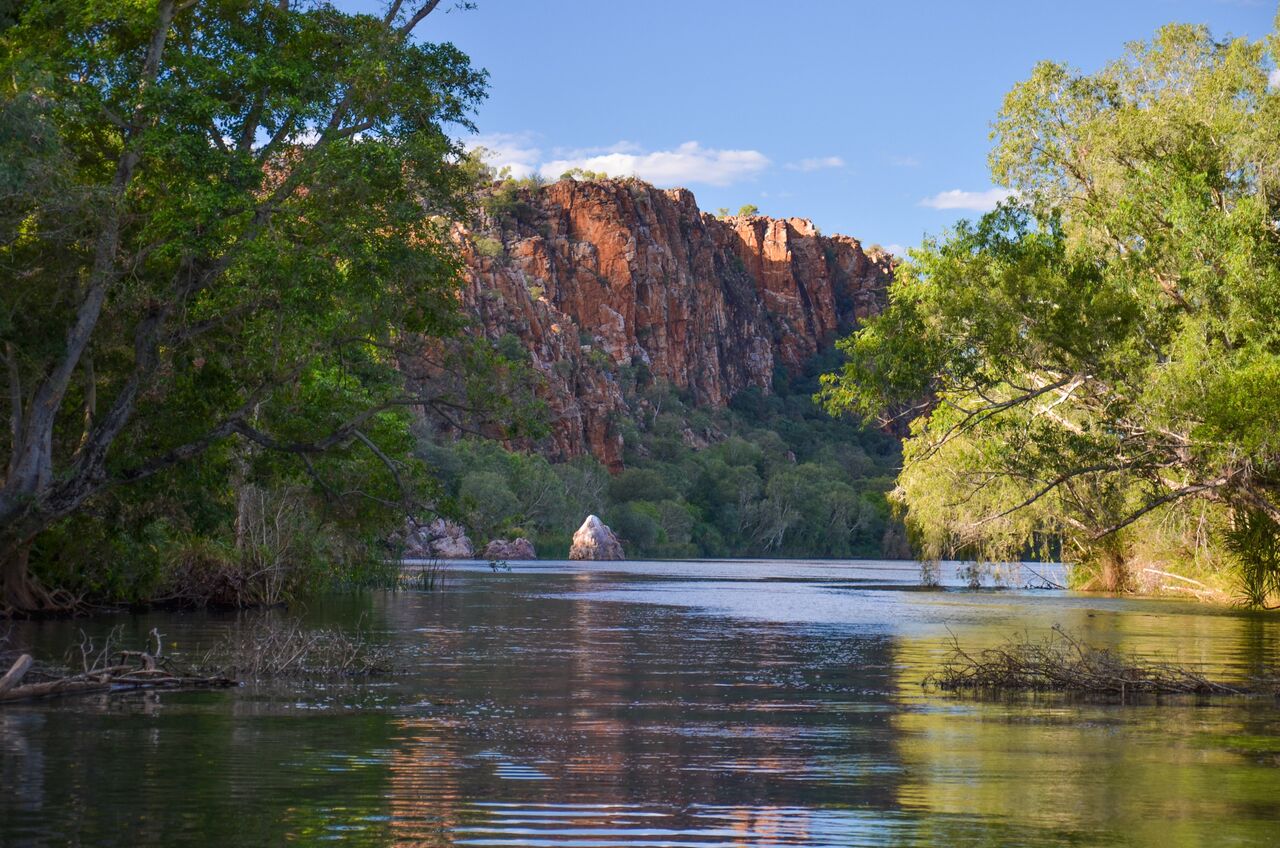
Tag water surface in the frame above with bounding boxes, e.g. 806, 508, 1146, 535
3, 559, 1279, 846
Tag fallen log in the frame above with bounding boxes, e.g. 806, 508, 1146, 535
0, 671, 236, 702
0, 653, 33, 694
0, 678, 110, 702
0, 630, 236, 704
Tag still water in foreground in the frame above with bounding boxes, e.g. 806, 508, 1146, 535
3, 559, 1280, 847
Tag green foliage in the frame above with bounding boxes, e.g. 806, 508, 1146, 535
473, 235, 505, 259
423, 349, 904, 559
0, 1, 489, 606
458, 471, 521, 542
481, 176, 547, 224
417, 439, 607, 557
737, 204, 759, 217
1225, 509, 1280, 610
586, 348, 614, 371
820, 21, 1280, 602
560, 167, 609, 181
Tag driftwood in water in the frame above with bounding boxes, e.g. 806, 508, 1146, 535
925, 625, 1245, 696
0, 652, 33, 693
0, 627, 234, 704
0, 618, 391, 703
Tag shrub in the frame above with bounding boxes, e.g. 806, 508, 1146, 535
474, 235, 505, 259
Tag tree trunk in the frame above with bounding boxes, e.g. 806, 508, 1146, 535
1099, 549, 1131, 594
1, 543, 40, 613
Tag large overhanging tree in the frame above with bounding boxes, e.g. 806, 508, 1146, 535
821, 21, 1280, 599
0, 0, 489, 611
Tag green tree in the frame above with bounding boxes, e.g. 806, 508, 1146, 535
737, 204, 759, 217
0, 1, 487, 610
821, 22, 1280, 599
458, 471, 520, 542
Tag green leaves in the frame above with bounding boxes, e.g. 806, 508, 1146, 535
824, 20, 1280, 600
0, 1, 492, 604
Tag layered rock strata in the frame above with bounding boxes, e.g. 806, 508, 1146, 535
451, 178, 893, 469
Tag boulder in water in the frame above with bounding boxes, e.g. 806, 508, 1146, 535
568, 515, 624, 561
483, 538, 537, 560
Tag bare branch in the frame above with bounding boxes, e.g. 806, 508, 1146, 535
399, 0, 443, 34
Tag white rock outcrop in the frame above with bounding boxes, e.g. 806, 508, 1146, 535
568, 515, 624, 561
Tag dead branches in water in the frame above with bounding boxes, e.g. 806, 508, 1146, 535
197, 618, 393, 679
0, 615, 395, 704
925, 625, 1245, 697
0, 627, 233, 703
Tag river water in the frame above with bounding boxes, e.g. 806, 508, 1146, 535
3, 559, 1280, 846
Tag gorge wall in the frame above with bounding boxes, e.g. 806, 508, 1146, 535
452, 178, 893, 469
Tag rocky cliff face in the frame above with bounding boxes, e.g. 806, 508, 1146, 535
452, 178, 892, 469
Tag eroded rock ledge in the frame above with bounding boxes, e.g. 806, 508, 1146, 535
447, 178, 893, 469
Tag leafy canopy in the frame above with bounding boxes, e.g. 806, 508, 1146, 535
0, 0, 488, 607
820, 21, 1280, 597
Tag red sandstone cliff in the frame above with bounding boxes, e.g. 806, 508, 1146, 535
451, 178, 892, 469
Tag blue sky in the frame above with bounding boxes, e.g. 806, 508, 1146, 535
351, 1, 1275, 253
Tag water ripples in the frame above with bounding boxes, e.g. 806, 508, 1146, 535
5, 563, 1280, 846
447, 802, 908, 847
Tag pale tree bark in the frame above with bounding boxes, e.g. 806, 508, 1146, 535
0, 0, 178, 610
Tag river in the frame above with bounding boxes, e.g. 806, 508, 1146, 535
2, 559, 1279, 846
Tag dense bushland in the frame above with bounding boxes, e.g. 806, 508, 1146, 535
423, 351, 905, 559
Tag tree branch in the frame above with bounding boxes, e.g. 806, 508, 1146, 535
399, 0, 443, 34
352, 427, 411, 507
5, 0, 181, 497
1090, 477, 1233, 540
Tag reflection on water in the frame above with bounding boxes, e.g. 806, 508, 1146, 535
2, 559, 1279, 846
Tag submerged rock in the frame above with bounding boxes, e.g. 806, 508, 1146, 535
403, 517, 474, 559
483, 538, 537, 560
568, 515, 624, 561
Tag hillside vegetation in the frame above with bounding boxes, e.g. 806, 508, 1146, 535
421, 350, 905, 559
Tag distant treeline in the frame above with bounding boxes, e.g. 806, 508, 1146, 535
423, 350, 906, 559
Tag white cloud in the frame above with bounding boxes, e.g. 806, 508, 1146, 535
467, 132, 542, 179
785, 155, 845, 172
920, 187, 1013, 212
464, 135, 771, 187
884, 244, 907, 256
889, 155, 920, 167
1269, 67, 1280, 89
538, 141, 770, 187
